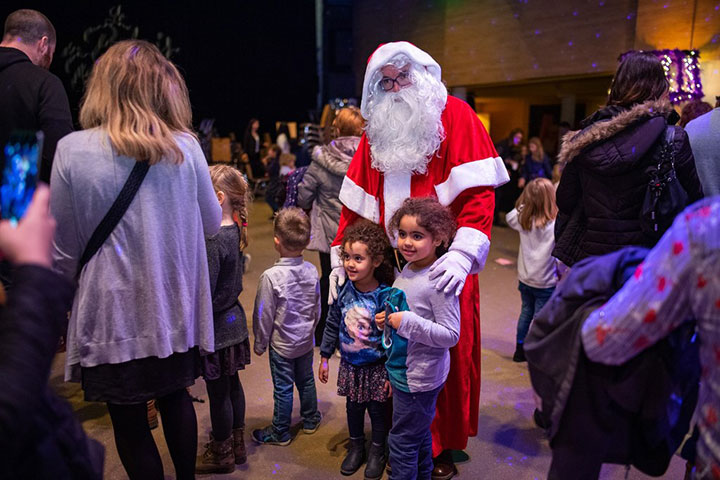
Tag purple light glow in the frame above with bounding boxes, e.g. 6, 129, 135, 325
596, 32, 601, 38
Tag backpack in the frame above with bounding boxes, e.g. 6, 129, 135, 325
639, 127, 689, 241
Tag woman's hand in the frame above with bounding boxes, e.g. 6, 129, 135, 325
375, 311, 386, 330
318, 357, 329, 384
0, 185, 54, 268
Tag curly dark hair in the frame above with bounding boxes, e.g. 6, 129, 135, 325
388, 197, 457, 253
341, 220, 395, 286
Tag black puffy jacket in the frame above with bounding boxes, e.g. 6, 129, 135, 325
554, 99, 703, 265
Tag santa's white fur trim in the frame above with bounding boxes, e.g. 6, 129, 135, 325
362, 42, 442, 114
450, 226, 490, 273
382, 172, 412, 247
434, 157, 510, 207
339, 176, 381, 224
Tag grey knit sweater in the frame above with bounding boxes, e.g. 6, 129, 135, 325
50, 128, 221, 381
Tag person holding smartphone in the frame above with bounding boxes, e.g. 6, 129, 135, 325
0, 186, 103, 479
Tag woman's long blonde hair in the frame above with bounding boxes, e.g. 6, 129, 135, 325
79, 40, 193, 164
209, 165, 250, 250
515, 178, 557, 231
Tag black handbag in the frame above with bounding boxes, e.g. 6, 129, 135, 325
640, 127, 688, 241
75, 161, 150, 280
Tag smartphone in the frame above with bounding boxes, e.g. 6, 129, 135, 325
1, 131, 43, 226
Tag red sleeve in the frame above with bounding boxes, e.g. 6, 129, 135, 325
331, 206, 362, 247
450, 186, 495, 240
433, 97, 508, 208
444, 97, 499, 168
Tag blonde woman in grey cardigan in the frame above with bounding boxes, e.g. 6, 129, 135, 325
50, 40, 221, 480
297, 106, 365, 344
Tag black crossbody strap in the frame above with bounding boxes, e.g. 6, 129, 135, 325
76, 161, 151, 280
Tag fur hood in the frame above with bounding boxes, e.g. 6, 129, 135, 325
311, 136, 360, 176
558, 99, 676, 165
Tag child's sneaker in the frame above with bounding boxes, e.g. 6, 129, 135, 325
303, 412, 322, 434
251, 426, 291, 446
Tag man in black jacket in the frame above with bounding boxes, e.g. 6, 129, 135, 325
0, 9, 72, 184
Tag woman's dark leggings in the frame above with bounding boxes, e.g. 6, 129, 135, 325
347, 399, 389, 445
205, 372, 246, 441
107, 388, 197, 480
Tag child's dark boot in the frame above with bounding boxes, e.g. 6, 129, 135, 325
513, 343, 526, 362
341, 436, 366, 476
232, 427, 247, 464
195, 433, 235, 474
363, 442, 386, 480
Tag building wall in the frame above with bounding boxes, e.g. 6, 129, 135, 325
353, 0, 720, 103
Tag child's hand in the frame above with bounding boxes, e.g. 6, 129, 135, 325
318, 357, 329, 384
374, 311, 386, 330
384, 380, 392, 398
387, 312, 403, 329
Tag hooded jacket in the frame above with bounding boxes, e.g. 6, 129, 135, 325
297, 136, 360, 252
525, 248, 700, 477
0, 47, 72, 183
554, 99, 703, 264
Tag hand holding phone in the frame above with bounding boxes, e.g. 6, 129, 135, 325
0, 185, 55, 268
1, 131, 44, 226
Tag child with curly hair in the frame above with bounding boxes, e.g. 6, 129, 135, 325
376, 197, 460, 480
318, 220, 395, 479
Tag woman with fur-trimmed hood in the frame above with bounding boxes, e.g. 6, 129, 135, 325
554, 52, 703, 266
297, 106, 365, 343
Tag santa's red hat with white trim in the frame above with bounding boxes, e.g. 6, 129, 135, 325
361, 42, 442, 114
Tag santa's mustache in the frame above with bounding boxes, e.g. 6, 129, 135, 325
365, 80, 445, 175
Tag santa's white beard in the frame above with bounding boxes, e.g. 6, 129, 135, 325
365, 80, 446, 175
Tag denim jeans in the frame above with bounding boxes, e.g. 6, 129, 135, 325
388, 385, 442, 480
268, 348, 320, 439
517, 281, 556, 344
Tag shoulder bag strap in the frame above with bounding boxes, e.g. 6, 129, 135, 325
76, 161, 151, 280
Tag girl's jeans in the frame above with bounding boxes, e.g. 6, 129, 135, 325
517, 281, 555, 344
388, 384, 443, 480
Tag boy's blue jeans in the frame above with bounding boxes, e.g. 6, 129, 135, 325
268, 348, 320, 439
388, 384, 443, 480
517, 281, 556, 344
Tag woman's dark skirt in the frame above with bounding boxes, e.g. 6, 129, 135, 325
81, 348, 200, 404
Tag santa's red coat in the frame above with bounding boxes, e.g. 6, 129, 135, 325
332, 95, 508, 455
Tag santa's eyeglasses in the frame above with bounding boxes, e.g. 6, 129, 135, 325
379, 71, 412, 91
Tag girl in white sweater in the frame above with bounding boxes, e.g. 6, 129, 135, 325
506, 178, 558, 362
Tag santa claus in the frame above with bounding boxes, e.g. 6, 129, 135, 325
329, 42, 508, 479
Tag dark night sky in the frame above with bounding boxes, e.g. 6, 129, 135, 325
1, 1, 319, 136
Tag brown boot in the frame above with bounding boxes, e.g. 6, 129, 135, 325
232, 427, 247, 465
195, 434, 235, 474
